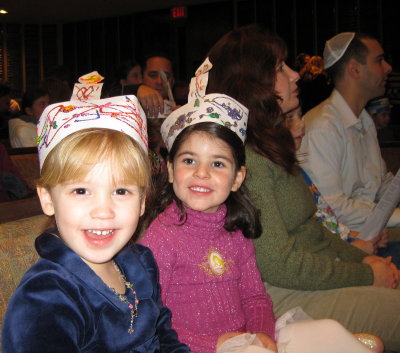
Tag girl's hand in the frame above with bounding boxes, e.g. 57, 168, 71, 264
254, 333, 277, 353
216, 331, 245, 349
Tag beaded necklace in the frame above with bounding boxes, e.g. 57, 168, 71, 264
110, 261, 139, 334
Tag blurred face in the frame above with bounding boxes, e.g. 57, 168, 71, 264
143, 57, 174, 99
122, 65, 143, 86
27, 94, 49, 122
283, 106, 305, 150
168, 131, 245, 213
359, 39, 392, 100
275, 61, 300, 113
37, 161, 145, 270
372, 111, 391, 130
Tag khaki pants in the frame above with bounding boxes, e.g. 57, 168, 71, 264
266, 283, 400, 352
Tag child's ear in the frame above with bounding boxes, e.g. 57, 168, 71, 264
231, 166, 246, 192
37, 186, 55, 216
167, 161, 174, 184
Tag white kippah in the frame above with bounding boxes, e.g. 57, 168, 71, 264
323, 32, 355, 69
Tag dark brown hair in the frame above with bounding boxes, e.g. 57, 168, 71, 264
206, 24, 298, 174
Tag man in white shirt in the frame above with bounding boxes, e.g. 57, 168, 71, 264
299, 32, 400, 231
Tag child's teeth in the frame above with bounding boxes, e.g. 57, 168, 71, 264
191, 187, 209, 192
88, 229, 113, 236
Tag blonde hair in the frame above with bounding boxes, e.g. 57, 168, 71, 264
38, 128, 151, 197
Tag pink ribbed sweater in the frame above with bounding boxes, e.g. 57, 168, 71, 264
141, 202, 275, 353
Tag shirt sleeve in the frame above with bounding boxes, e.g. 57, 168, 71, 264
238, 237, 276, 339
2, 274, 87, 353
246, 151, 373, 291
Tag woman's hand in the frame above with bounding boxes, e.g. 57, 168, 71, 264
364, 255, 399, 288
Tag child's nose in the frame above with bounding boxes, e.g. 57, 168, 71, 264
90, 195, 115, 219
296, 117, 305, 130
155, 75, 163, 85
194, 164, 210, 179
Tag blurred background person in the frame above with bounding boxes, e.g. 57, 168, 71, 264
8, 87, 49, 148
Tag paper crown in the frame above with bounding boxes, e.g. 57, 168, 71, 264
161, 93, 248, 151
160, 58, 248, 150
37, 95, 148, 168
324, 32, 355, 69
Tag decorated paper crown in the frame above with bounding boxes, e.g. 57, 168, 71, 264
160, 58, 249, 151
37, 95, 148, 168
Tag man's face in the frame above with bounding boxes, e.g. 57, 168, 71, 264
359, 39, 392, 100
143, 57, 174, 99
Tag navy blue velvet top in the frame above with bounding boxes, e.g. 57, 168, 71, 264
2, 231, 190, 353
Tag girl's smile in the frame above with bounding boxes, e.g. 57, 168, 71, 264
168, 131, 245, 213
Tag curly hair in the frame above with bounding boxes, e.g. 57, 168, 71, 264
205, 24, 298, 175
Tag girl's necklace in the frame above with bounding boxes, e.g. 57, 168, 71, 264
109, 261, 139, 334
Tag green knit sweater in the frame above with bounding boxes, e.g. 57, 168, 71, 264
245, 146, 374, 290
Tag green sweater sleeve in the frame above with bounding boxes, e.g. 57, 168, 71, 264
245, 147, 373, 290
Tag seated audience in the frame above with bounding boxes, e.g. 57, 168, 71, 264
201, 24, 400, 351
8, 87, 49, 148
299, 33, 399, 232
141, 84, 380, 353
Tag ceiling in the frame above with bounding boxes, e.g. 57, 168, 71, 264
0, 0, 223, 24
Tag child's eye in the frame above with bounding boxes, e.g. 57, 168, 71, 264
115, 188, 129, 195
213, 161, 225, 168
73, 188, 87, 195
183, 158, 195, 165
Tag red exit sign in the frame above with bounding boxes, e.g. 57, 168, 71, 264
171, 6, 187, 19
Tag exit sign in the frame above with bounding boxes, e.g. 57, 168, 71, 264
171, 6, 187, 19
